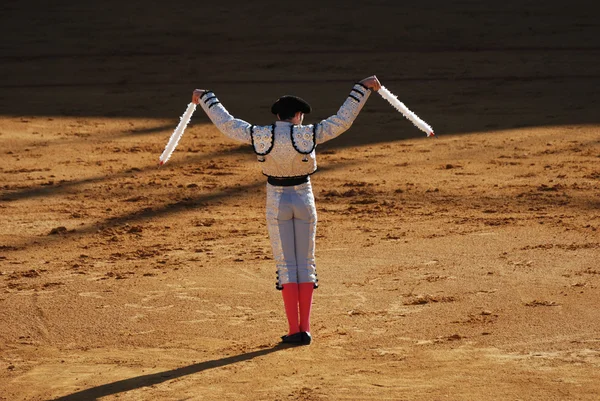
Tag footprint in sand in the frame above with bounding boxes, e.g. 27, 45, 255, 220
78, 292, 104, 299
175, 293, 208, 301
129, 313, 146, 321
124, 303, 175, 311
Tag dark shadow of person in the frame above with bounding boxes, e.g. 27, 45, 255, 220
51, 343, 293, 401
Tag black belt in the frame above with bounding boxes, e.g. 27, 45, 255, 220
267, 175, 309, 187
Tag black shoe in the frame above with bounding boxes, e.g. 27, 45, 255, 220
301, 332, 312, 345
281, 332, 303, 344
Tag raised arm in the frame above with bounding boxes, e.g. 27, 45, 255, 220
192, 89, 252, 144
315, 76, 381, 145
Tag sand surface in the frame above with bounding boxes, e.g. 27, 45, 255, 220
1, 1, 599, 400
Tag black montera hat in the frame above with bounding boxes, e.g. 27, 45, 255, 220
271, 95, 312, 115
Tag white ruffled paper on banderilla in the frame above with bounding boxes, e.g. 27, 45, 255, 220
159, 102, 197, 166
378, 86, 435, 137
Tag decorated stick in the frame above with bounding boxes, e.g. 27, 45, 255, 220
159, 102, 197, 166
378, 86, 435, 137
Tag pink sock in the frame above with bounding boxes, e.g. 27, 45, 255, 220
281, 283, 300, 335
298, 282, 314, 333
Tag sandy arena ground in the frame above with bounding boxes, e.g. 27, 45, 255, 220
1, 1, 599, 400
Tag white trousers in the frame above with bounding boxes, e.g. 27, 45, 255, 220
266, 181, 318, 289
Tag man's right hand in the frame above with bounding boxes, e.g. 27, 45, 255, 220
359, 76, 381, 91
192, 89, 207, 104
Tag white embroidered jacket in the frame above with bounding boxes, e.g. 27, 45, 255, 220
198, 83, 371, 178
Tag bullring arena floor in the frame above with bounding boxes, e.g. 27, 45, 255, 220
1, 1, 599, 400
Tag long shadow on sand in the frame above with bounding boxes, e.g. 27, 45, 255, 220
6, 161, 359, 252
0, 144, 249, 203
51, 344, 291, 401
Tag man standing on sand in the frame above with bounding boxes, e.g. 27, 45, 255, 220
192, 76, 381, 345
